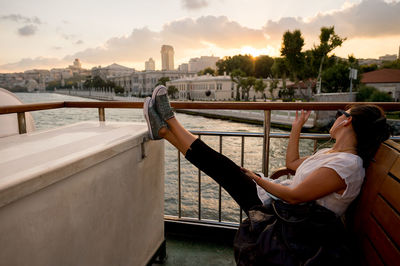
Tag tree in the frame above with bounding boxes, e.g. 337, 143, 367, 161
271, 57, 289, 92
269, 79, 279, 100
254, 55, 274, 78
314, 26, 346, 92
382, 59, 400, 69
360, 64, 378, 73
321, 59, 350, 92
280, 29, 305, 81
230, 69, 246, 100
240, 76, 256, 101
156, 77, 170, 86
216, 55, 255, 76
254, 79, 267, 100
167, 85, 178, 99
198, 67, 216, 76
356, 85, 392, 102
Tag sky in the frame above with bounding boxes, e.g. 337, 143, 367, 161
0, 0, 399, 73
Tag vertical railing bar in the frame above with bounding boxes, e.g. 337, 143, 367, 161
262, 110, 271, 176
218, 135, 223, 222
313, 139, 318, 153
198, 135, 202, 220
98, 107, 105, 121
17, 112, 27, 134
240, 136, 245, 223
178, 149, 182, 218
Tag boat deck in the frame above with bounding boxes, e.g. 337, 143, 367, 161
161, 235, 236, 266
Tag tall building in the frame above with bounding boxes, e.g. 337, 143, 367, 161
161, 45, 174, 71
145, 58, 155, 71
188, 56, 219, 72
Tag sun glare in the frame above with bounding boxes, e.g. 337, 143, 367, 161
239, 46, 278, 57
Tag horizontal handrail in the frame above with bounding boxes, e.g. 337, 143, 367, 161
191, 131, 332, 139
1, 101, 400, 114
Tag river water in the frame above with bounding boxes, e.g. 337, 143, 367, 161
16, 93, 315, 223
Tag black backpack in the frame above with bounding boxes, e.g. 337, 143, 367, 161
233, 201, 357, 266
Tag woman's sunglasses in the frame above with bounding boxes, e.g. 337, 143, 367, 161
335, 109, 351, 119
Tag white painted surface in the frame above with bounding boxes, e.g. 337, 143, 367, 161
0, 88, 35, 137
0, 121, 164, 266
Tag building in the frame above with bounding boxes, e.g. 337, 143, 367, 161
188, 56, 219, 72
145, 58, 156, 71
50, 68, 73, 80
161, 45, 174, 71
69, 58, 82, 70
166, 74, 282, 101
379, 54, 397, 61
361, 69, 400, 101
91, 63, 135, 80
177, 63, 189, 72
108, 70, 196, 96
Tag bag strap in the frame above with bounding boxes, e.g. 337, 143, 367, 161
272, 200, 309, 224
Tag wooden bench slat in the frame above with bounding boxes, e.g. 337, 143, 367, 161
354, 142, 400, 232
362, 236, 384, 266
365, 215, 400, 265
390, 157, 400, 179
371, 195, 400, 248
379, 175, 400, 213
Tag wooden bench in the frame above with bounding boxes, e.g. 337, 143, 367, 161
352, 139, 400, 265
272, 139, 400, 266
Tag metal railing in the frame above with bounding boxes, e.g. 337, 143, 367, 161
1, 101, 399, 228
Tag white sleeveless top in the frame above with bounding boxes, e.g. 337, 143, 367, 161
256, 148, 365, 216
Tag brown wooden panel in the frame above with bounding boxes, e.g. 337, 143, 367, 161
371, 195, 400, 248
364, 216, 400, 265
380, 175, 400, 213
390, 157, 400, 179
354, 144, 399, 232
362, 237, 384, 266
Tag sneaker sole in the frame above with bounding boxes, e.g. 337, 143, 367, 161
143, 98, 154, 139
151, 85, 166, 102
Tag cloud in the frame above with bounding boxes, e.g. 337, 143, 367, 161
161, 16, 266, 48
18, 25, 38, 36
3, 0, 399, 72
0, 14, 42, 24
181, 0, 209, 9
0, 57, 68, 72
263, 0, 400, 42
63, 16, 266, 64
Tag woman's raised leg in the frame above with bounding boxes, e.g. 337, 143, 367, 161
159, 117, 262, 214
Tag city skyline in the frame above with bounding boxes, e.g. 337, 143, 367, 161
0, 0, 399, 73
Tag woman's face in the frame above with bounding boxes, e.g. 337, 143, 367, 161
329, 109, 351, 138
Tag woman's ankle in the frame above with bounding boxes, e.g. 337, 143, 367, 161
158, 126, 168, 138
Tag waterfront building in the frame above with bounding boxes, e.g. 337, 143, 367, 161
68, 59, 82, 70
145, 58, 156, 71
188, 56, 219, 72
361, 68, 400, 101
379, 54, 397, 61
91, 63, 135, 80
161, 45, 174, 71
166, 74, 286, 101
50, 68, 73, 80
107, 70, 196, 96
178, 63, 189, 72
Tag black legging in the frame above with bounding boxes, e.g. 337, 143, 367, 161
185, 138, 262, 215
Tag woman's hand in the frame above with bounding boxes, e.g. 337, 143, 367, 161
292, 110, 312, 130
240, 167, 260, 181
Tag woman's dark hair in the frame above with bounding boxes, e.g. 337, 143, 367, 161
347, 104, 391, 168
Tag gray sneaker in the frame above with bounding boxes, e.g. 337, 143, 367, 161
143, 97, 167, 140
152, 85, 175, 121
